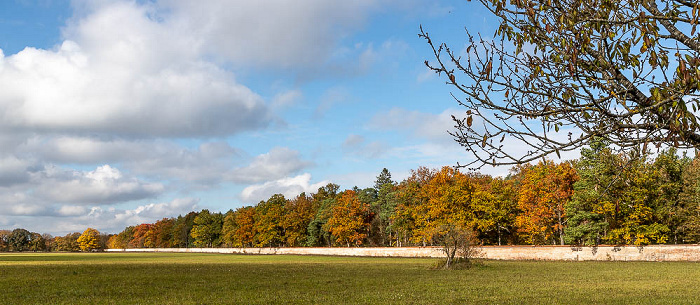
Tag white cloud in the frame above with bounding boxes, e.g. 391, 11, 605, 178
0, 161, 165, 213
111, 197, 200, 221
57, 205, 88, 217
0, 1, 273, 138
34, 164, 164, 205
0, 156, 32, 186
11, 197, 201, 235
20, 136, 313, 187
228, 147, 313, 184
159, 0, 381, 69
125, 141, 242, 185
240, 173, 328, 203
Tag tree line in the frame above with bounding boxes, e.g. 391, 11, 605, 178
0, 228, 107, 252
107, 142, 700, 249
3, 142, 700, 252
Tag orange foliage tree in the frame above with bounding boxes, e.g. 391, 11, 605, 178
128, 223, 153, 248
324, 190, 372, 246
282, 193, 316, 247
229, 206, 256, 247
515, 160, 578, 245
409, 167, 478, 246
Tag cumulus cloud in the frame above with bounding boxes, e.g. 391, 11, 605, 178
126, 141, 242, 184
240, 173, 328, 203
0, 1, 273, 138
0, 163, 164, 216
159, 0, 381, 69
108, 197, 200, 221
15, 197, 201, 235
34, 164, 164, 205
0, 156, 32, 186
228, 147, 313, 184
19, 136, 313, 187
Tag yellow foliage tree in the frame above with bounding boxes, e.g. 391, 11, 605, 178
77, 228, 100, 252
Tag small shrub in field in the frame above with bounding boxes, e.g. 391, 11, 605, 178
432, 223, 483, 269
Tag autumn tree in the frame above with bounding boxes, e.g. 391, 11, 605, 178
391, 167, 437, 246
129, 224, 153, 248
77, 228, 101, 252
28, 232, 46, 252
108, 226, 134, 249
515, 160, 578, 245
40, 234, 54, 252
151, 218, 176, 248
324, 190, 373, 247
282, 193, 317, 247
230, 206, 256, 247
605, 154, 670, 245
406, 167, 482, 247
54, 232, 81, 252
0, 230, 10, 251
221, 210, 236, 247
422, 0, 700, 169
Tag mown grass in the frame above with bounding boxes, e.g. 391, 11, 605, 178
1, 252, 699, 304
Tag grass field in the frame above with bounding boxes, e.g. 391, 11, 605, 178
1, 253, 700, 304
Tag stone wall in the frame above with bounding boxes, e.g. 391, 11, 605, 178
106, 245, 700, 261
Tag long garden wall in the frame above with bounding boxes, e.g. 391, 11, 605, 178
106, 245, 700, 261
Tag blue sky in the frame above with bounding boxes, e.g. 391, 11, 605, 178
0, 0, 506, 235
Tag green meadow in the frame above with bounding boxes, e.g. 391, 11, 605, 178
1, 252, 699, 304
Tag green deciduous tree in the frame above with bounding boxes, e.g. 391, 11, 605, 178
254, 194, 286, 247
676, 156, 700, 242
8, 228, 31, 252
190, 210, 223, 248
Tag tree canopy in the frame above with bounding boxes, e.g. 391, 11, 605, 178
422, 0, 700, 168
